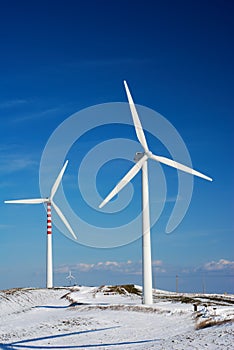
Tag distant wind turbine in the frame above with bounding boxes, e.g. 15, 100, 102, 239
5, 160, 77, 288
66, 270, 75, 286
99, 81, 212, 305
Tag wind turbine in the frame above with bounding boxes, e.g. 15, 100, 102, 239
66, 270, 75, 286
5, 160, 77, 289
99, 81, 212, 305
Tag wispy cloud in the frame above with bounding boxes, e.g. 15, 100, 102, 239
180, 259, 234, 275
0, 156, 37, 173
0, 145, 37, 174
202, 259, 234, 272
11, 106, 61, 123
56, 259, 234, 280
55, 259, 165, 276
0, 99, 28, 109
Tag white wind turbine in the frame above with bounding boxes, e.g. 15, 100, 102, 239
5, 160, 77, 288
66, 270, 75, 286
99, 81, 212, 305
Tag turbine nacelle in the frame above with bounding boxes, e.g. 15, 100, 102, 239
134, 152, 145, 162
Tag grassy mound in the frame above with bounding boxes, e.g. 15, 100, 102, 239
103, 284, 141, 296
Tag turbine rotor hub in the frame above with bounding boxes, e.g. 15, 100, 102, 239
146, 151, 152, 158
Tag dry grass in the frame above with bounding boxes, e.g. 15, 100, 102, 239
154, 294, 201, 305
61, 292, 72, 299
153, 293, 234, 307
69, 303, 171, 314
93, 284, 141, 296
195, 317, 234, 330
3, 288, 29, 295
105, 285, 141, 296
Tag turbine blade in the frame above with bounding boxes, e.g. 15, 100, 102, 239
124, 80, 149, 152
4, 198, 47, 204
51, 200, 77, 240
50, 160, 69, 200
150, 154, 213, 181
99, 154, 148, 208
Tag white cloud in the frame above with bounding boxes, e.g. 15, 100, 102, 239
55, 266, 70, 274
203, 259, 234, 271
76, 263, 95, 272
104, 261, 119, 267
152, 260, 163, 266
56, 259, 166, 276
152, 260, 166, 273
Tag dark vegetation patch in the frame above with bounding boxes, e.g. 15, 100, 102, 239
154, 293, 234, 307
61, 291, 74, 299
3, 288, 31, 295
70, 303, 171, 314
200, 295, 234, 305
105, 285, 141, 296
195, 318, 234, 330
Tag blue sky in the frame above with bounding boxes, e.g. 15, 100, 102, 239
0, 0, 233, 293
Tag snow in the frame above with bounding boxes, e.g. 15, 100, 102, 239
0, 285, 233, 349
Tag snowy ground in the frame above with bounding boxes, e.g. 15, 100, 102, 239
0, 285, 233, 349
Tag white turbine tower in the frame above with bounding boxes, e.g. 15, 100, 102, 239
5, 160, 77, 289
99, 81, 212, 305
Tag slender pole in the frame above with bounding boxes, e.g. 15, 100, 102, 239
176, 275, 178, 293
46, 202, 53, 288
202, 275, 206, 294
142, 160, 153, 305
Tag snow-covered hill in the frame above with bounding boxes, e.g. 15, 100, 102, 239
0, 285, 233, 349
